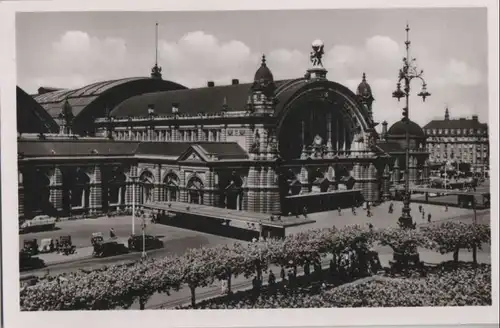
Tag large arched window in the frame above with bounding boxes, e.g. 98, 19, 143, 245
139, 170, 155, 204
25, 169, 51, 215
186, 176, 204, 205
224, 174, 243, 210
69, 168, 90, 209
108, 169, 126, 205
163, 172, 180, 202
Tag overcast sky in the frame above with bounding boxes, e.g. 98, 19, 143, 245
16, 8, 488, 127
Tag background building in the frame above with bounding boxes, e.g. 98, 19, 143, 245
424, 107, 489, 177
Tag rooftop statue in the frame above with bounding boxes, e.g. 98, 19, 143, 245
310, 39, 325, 68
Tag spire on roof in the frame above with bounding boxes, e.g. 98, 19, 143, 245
151, 22, 163, 80
445, 106, 450, 120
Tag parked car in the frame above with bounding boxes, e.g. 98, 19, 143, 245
127, 234, 164, 252
39, 238, 55, 253
58, 235, 76, 255
22, 239, 39, 256
19, 250, 45, 271
93, 241, 129, 258
19, 215, 56, 233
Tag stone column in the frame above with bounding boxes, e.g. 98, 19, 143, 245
259, 128, 267, 159
247, 166, 256, 212
203, 170, 215, 206
49, 167, 64, 213
382, 164, 391, 200
18, 170, 24, 218
221, 126, 227, 142
260, 167, 267, 213
352, 163, 362, 191
267, 167, 280, 214
154, 165, 162, 202
180, 172, 187, 203
392, 158, 400, 183
300, 166, 309, 194
326, 112, 333, 157
366, 163, 379, 203
89, 165, 102, 214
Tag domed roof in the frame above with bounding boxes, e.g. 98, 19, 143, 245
356, 73, 373, 99
387, 119, 425, 138
254, 55, 274, 83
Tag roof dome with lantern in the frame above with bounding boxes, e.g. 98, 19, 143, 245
387, 119, 425, 138
356, 72, 374, 102
252, 55, 275, 94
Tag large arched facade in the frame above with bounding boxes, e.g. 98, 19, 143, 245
275, 80, 372, 161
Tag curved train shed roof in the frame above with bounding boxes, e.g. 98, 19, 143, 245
17, 86, 59, 134
34, 77, 187, 120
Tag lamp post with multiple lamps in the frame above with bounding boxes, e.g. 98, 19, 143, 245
392, 24, 431, 229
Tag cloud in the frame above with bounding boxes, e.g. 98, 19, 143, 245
443, 58, 483, 86
22, 30, 486, 125
159, 31, 258, 87
51, 30, 127, 75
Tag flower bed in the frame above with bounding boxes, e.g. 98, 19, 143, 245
185, 264, 491, 309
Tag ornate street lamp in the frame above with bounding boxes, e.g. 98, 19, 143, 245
392, 24, 431, 229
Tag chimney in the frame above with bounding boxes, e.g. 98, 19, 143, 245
472, 115, 478, 121
232, 79, 239, 85
207, 81, 215, 87
172, 102, 179, 114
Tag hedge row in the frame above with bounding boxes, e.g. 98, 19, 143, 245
20, 221, 490, 311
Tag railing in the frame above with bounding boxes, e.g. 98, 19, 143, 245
95, 111, 262, 124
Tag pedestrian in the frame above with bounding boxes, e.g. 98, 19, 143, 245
445, 204, 449, 212
418, 205, 422, 213
303, 206, 308, 218
427, 213, 432, 223
388, 202, 393, 214
252, 237, 257, 243
280, 267, 286, 282
367, 208, 372, 217
352, 206, 356, 215
268, 270, 276, 286
55, 239, 60, 253
368, 223, 374, 230
109, 228, 116, 239
49, 239, 54, 252
287, 269, 294, 289
221, 279, 228, 295
338, 206, 342, 216
422, 210, 425, 220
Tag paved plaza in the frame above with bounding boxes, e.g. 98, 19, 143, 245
20, 199, 490, 275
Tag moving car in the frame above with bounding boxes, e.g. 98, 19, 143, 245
127, 234, 164, 252
93, 240, 129, 258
